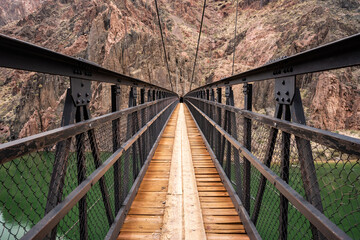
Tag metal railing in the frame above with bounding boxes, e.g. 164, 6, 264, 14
0, 34, 178, 240
185, 33, 360, 240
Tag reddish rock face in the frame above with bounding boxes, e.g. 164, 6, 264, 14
0, 0, 45, 26
0, 0, 359, 141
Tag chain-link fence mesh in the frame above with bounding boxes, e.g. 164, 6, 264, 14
0, 95, 177, 240
185, 96, 359, 239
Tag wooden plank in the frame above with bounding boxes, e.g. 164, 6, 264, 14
183, 106, 249, 239
205, 223, 245, 230
202, 208, 238, 216
207, 233, 250, 240
161, 104, 183, 240
128, 208, 165, 215
197, 182, 224, 187
118, 232, 161, 240
201, 202, 235, 209
198, 192, 229, 197
196, 177, 222, 182
181, 104, 207, 239
203, 215, 242, 224
131, 200, 166, 208
197, 186, 227, 192
199, 196, 233, 202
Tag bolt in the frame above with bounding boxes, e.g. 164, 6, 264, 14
277, 91, 280, 95
285, 91, 289, 95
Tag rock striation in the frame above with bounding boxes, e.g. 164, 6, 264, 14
0, 0, 359, 142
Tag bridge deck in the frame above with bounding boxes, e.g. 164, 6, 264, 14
118, 104, 249, 240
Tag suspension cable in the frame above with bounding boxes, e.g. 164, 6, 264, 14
232, 0, 239, 75
189, 0, 207, 91
154, 0, 174, 91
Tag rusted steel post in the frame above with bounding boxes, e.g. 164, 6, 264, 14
291, 88, 325, 240
140, 88, 146, 165
75, 106, 88, 240
251, 104, 282, 225
216, 88, 223, 164
112, 85, 122, 213
84, 107, 114, 227
279, 105, 291, 240
224, 86, 234, 177
243, 83, 252, 212
209, 89, 215, 147
44, 89, 75, 240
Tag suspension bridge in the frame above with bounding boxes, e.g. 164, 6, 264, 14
0, 16, 359, 240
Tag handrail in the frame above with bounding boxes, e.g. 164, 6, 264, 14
186, 97, 360, 155
0, 97, 177, 163
186, 33, 360, 93
21, 98, 177, 240
186, 99, 351, 240
0, 34, 175, 94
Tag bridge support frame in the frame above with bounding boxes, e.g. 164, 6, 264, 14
250, 76, 324, 240
45, 78, 117, 240
112, 85, 122, 212
243, 83, 252, 213
215, 88, 222, 163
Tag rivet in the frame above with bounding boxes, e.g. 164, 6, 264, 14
82, 99, 85, 103
287, 98, 290, 102
281, 98, 284, 102
277, 91, 280, 95
282, 80, 285, 85
77, 99, 81, 104
87, 99, 90, 103
86, 93, 89, 97
285, 91, 289, 95
78, 93, 82, 97
276, 97, 279, 101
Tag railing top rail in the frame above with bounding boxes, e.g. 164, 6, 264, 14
187, 33, 360, 94
0, 34, 176, 94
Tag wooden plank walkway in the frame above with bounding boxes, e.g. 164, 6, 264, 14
118, 103, 249, 240
184, 106, 249, 240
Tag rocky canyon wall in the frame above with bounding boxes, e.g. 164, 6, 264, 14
0, 0, 359, 142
